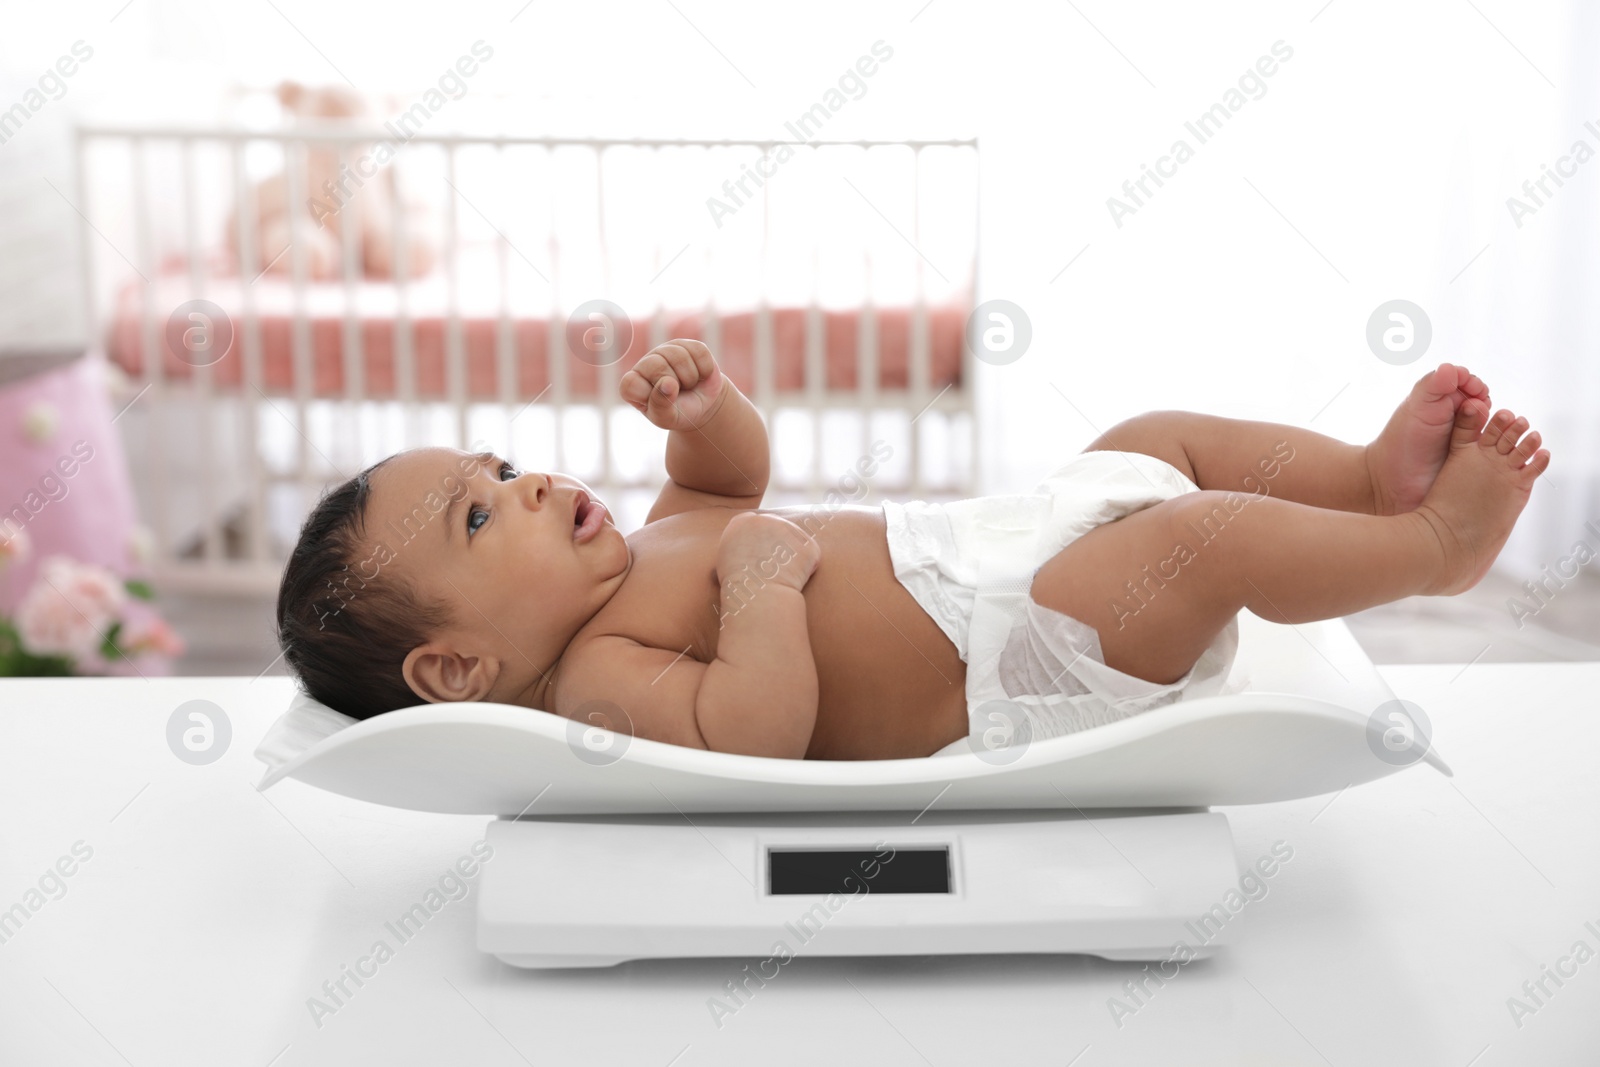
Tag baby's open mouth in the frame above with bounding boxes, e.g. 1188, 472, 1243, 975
573, 491, 607, 543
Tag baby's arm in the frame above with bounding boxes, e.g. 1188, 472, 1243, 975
620, 339, 771, 521
696, 512, 819, 756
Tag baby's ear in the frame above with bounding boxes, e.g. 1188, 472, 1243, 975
402, 641, 496, 704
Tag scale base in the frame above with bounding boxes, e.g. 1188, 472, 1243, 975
478, 808, 1242, 969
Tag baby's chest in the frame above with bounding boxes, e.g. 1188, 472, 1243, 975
595, 512, 730, 658
583, 504, 899, 662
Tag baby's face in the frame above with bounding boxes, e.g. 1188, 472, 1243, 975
364, 447, 629, 701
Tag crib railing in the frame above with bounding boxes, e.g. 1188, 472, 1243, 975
74, 126, 980, 592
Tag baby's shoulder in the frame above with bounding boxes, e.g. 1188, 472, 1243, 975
553, 628, 686, 694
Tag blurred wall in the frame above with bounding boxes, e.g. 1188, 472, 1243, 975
1, 0, 1592, 578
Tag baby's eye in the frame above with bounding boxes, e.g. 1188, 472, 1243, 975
468, 461, 520, 537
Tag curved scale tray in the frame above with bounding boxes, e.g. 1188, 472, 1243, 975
255, 614, 1449, 815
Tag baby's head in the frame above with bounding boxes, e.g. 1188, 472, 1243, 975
275, 447, 627, 719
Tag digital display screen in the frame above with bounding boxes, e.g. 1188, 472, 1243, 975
767, 848, 951, 895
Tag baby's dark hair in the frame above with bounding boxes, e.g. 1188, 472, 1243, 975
275, 457, 450, 720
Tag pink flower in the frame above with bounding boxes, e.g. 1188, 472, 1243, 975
0, 526, 30, 569
14, 557, 126, 663
45, 557, 125, 622
16, 583, 102, 661
124, 616, 186, 658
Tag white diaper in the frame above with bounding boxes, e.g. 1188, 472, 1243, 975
882, 450, 1248, 754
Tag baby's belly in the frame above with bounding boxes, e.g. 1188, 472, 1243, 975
772, 506, 970, 759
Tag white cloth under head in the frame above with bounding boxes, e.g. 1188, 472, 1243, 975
254, 689, 358, 785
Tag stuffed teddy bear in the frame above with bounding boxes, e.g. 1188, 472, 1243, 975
226, 82, 437, 281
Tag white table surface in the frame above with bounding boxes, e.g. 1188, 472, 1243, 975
0, 664, 1596, 1067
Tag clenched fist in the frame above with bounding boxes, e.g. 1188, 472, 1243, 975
716, 512, 821, 594
620, 338, 727, 431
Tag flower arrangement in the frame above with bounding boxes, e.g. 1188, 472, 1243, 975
0, 529, 184, 676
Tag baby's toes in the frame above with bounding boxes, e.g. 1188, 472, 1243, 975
1452, 398, 1490, 448
1421, 362, 1459, 397
1457, 374, 1490, 412
1524, 448, 1552, 479
1479, 408, 1517, 451
1455, 366, 1490, 398
1496, 415, 1530, 455
1513, 429, 1543, 466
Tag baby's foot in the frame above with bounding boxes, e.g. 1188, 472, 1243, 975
1366, 363, 1493, 515
1413, 401, 1550, 596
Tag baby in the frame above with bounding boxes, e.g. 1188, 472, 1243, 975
275, 340, 1549, 760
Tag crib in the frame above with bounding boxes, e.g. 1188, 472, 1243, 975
73, 124, 981, 593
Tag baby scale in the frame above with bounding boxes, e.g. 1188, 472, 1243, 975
256, 612, 1448, 968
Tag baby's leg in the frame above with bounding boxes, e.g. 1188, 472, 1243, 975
1036, 400, 1547, 686
1036, 492, 1440, 684
1086, 363, 1494, 516
1029, 491, 1439, 684
1086, 409, 1378, 513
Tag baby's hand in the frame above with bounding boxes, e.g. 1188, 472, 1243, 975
716, 512, 821, 594
621, 338, 727, 431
